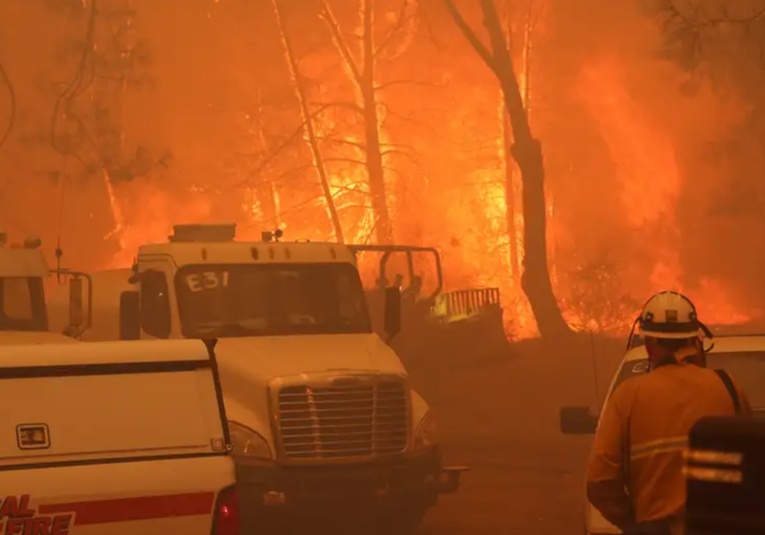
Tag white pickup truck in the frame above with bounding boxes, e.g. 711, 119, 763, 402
48, 224, 467, 532
0, 338, 238, 535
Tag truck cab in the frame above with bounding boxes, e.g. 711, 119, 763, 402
0, 232, 82, 344
48, 223, 465, 532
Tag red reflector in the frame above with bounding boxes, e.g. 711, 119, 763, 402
212, 486, 239, 535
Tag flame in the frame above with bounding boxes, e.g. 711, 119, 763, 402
83, 15, 758, 342
98, 96, 379, 269
103, 180, 212, 269
575, 58, 755, 328
579, 62, 681, 229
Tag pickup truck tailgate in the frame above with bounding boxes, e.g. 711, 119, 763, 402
0, 339, 236, 535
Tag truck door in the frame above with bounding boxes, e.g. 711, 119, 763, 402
137, 260, 182, 339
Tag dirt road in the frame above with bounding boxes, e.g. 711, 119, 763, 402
410, 335, 624, 535
421, 435, 590, 534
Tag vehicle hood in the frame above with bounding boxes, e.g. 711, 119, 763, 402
216, 333, 406, 407
0, 331, 79, 345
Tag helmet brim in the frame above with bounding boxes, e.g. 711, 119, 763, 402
638, 328, 699, 339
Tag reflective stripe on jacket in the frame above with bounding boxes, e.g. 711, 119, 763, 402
586, 364, 751, 535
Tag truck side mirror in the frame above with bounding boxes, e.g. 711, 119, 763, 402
119, 291, 141, 340
383, 286, 402, 340
559, 406, 599, 435
68, 277, 84, 331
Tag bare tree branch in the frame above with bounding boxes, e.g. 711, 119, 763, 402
331, 181, 369, 193
383, 106, 422, 124
381, 164, 405, 180
374, 0, 413, 58
380, 147, 416, 159
338, 203, 373, 209
315, 136, 368, 150
441, 0, 496, 70
51, 0, 98, 157
653, 0, 765, 67
272, 0, 344, 242
307, 99, 365, 115
373, 78, 441, 91
0, 59, 16, 152
319, 0, 363, 85
260, 164, 315, 185
478, 0, 530, 140
319, 0, 396, 243
322, 157, 368, 166
230, 101, 362, 189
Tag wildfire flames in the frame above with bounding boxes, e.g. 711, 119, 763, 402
101, 55, 758, 339
2, 0, 761, 340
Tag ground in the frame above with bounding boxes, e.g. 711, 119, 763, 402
409, 334, 626, 534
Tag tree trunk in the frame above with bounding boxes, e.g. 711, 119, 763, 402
487, 8, 568, 339
360, 87, 394, 244
500, 4, 522, 282
320, 0, 394, 244
501, 107, 520, 280
443, 0, 570, 338
272, 0, 344, 242
253, 90, 281, 226
511, 137, 568, 338
360, 0, 394, 244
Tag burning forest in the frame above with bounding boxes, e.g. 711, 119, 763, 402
1, 0, 765, 339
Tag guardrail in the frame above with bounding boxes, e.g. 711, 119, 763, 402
431, 287, 501, 320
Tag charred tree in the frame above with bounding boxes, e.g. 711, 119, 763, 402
652, 1, 765, 69
0, 55, 15, 154
272, 0, 344, 242
46, 0, 163, 179
499, 1, 535, 283
32, 0, 168, 252
251, 90, 281, 227
320, 0, 395, 244
500, 5, 519, 281
501, 107, 520, 281
443, 0, 570, 339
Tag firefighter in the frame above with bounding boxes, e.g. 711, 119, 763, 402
586, 290, 751, 535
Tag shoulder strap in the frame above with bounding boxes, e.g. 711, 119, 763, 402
714, 369, 741, 414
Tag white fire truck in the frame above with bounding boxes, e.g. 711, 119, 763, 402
48, 223, 466, 532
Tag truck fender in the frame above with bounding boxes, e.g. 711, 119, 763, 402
222, 398, 273, 446
410, 389, 430, 428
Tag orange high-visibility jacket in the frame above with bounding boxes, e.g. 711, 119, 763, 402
586, 364, 750, 535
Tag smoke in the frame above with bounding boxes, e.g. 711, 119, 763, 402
539, 0, 764, 322
2, 0, 763, 331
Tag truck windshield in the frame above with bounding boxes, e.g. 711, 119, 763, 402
611, 352, 765, 410
174, 263, 372, 338
0, 277, 48, 331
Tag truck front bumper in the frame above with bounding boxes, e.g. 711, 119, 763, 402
234, 446, 466, 527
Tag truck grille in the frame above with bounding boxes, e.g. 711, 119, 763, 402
276, 378, 409, 460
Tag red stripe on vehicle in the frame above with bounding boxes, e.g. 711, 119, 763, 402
38, 491, 215, 525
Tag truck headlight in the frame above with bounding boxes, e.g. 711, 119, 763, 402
413, 411, 438, 451
228, 421, 273, 459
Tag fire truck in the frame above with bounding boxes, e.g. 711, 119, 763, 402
48, 223, 466, 532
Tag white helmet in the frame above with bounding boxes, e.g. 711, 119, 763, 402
637, 290, 704, 339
